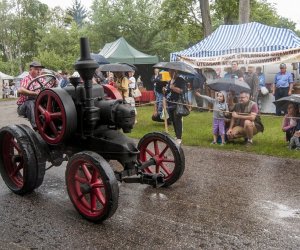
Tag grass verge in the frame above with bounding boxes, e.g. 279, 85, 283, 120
130, 105, 300, 159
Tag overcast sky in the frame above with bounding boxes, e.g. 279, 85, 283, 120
39, 0, 300, 30
39, 0, 93, 9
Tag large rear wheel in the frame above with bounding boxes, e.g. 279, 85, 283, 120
138, 132, 185, 187
35, 88, 77, 145
65, 151, 119, 222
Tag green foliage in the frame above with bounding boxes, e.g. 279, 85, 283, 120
211, 0, 297, 31
36, 22, 81, 72
89, 0, 164, 57
0, 0, 299, 76
130, 106, 300, 159
66, 0, 88, 27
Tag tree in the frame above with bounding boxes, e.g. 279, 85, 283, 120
199, 0, 212, 37
211, 0, 297, 30
239, 0, 250, 23
66, 0, 87, 27
0, 0, 49, 74
89, 0, 165, 57
36, 21, 82, 72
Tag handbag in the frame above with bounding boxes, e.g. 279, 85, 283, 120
175, 95, 190, 117
132, 88, 142, 98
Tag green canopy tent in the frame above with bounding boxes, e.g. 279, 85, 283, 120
99, 37, 159, 89
99, 37, 158, 64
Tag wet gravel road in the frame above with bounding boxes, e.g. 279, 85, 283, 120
0, 100, 299, 249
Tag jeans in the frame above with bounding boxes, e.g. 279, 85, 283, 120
155, 91, 164, 115
275, 87, 289, 115
17, 100, 36, 128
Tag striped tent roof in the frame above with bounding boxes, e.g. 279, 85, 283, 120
171, 22, 300, 61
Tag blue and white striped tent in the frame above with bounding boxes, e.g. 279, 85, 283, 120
170, 22, 300, 67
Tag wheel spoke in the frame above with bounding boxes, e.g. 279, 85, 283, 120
74, 175, 88, 184
10, 163, 23, 177
37, 104, 46, 115
50, 112, 62, 120
145, 148, 155, 158
162, 158, 175, 163
159, 162, 172, 176
10, 138, 21, 153
159, 144, 169, 158
90, 193, 97, 212
81, 164, 92, 182
46, 96, 52, 112
49, 121, 59, 136
91, 168, 98, 183
153, 140, 160, 155
95, 188, 106, 206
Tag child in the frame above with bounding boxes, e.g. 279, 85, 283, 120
282, 103, 298, 142
289, 131, 300, 150
197, 92, 228, 145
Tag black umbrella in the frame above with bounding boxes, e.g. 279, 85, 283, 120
119, 63, 137, 71
206, 77, 250, 93
98, 63, 134, 72
273, 94, 300, 110
153, 61, 198, 75
153, 62, 168, 68
90, 53, 110, 65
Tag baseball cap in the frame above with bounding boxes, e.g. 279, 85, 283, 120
280, 63, 286, 69
29, 61, 45, 68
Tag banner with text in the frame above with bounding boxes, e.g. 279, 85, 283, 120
179, 47, 300, 68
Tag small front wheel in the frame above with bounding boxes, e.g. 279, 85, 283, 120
138, 132, 185, 187
65, 151, 119, 222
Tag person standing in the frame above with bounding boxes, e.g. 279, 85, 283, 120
272, 63, 294, 115
244, 65, 259, 103
196, 92, 228, 145
165, 69, 187, 145
60, 71, 69, 88
151, 68, 164, 117
128, 70, 137, 123
230, 61, 244, 80
114, 71, 129, 99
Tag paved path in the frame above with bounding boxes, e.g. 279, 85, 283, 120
0, 99, 299, 249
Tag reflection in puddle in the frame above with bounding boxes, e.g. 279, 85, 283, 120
262, 201, 300, 219
150, 193, 168, 201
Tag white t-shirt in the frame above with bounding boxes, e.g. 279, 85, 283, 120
128, 76, 136, 89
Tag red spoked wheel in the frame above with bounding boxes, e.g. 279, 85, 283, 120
65, 151, 119, 222
138, 132, 185, 187
102, 84, 122, 100
35, 88, 77, 145
0, 125, 40, 194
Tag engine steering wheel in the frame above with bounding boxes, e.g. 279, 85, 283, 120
27, 74, 57, 92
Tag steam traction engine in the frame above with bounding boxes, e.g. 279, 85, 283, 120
0, 38, 185, 222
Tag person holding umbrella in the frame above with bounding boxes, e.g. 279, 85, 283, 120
165, 69, 187, 145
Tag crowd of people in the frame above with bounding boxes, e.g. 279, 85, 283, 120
151, 61, 298, 147
14, 58, 299, 149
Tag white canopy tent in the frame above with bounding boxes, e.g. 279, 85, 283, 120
0, 72, 14, 99
170, 22, 300, 114
171, 22, 300, 68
